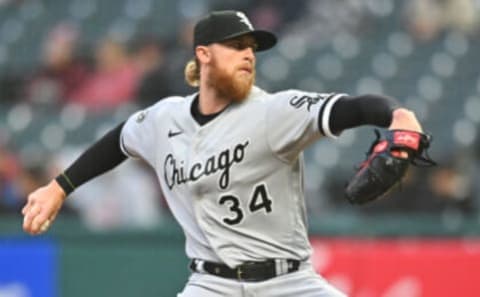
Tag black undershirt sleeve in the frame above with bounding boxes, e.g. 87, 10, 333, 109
55, 122, 128, 195
327, 94, 399, 135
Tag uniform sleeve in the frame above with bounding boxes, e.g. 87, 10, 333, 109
266, 90, 346, 162
120, 105, 159, 166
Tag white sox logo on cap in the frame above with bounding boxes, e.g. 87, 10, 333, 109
236, 12, 254, 30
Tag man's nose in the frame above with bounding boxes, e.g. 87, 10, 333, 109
243, 47, 255, 62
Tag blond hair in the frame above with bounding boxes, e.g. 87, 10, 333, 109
184, 58, 200, 87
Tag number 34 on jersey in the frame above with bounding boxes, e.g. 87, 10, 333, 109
218, 183, 273, 225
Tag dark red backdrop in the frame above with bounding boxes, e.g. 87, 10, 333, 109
310, 238, 480, 297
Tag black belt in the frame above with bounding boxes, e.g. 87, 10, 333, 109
189, 259, 300, 282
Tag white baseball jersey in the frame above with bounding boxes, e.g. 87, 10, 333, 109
120, 86, 345, 268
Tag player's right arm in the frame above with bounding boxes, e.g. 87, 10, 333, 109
22, 179, 67, 235
23, 102, 161, 235
22, 122, 128, 234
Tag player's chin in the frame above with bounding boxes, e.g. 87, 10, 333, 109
224, 72, 253, 102
232, 82, 253, 102
238, 73, 255, 86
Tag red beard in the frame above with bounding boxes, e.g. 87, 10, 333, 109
207, 57, 255, 102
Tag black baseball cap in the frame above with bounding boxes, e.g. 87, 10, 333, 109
193, 10, 277, 52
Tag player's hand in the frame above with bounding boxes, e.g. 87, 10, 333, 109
388, 108, 423, 158
389, 108, 423, 132
22, 179, 66, 235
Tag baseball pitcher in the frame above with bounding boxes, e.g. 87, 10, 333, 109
22, 11, 433, 297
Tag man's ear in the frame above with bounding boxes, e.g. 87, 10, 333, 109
196, 46, 211, 64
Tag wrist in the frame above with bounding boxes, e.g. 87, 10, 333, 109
53, 175, 71, 199
51, 179, 67, 200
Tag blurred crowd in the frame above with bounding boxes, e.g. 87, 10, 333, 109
4, 23, 174, 110
1, 0, 480, 230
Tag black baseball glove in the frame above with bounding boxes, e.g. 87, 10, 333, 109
345, 129, 436, 205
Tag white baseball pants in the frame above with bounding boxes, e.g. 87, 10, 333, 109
177, 262, 347, 297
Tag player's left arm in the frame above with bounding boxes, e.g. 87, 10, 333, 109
326, 94, 422, 135
265, 91, 426, 164
327, 94, 426, 157
327, 94, 435, 204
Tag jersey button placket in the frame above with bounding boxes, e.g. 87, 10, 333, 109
193, 130, 204, 153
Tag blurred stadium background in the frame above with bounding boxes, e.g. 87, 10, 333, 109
1, 0, 480, 296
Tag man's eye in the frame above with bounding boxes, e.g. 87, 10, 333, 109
230, 42, 242, 49
225, 40, 257, 51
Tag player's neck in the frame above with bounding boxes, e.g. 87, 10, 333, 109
198, 84, 231, 115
